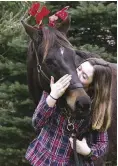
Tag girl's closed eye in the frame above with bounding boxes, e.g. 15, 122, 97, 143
82, 74, 87, 80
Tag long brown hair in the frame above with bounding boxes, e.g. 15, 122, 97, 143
80, 58, 112, 131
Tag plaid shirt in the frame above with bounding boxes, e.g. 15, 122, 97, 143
25, 91, 108, 166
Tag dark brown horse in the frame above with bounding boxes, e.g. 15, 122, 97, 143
22, 17, 117, 165
21, 17, 91, 112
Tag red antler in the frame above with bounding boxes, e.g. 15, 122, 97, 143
28, 3, 69, 28
28, 3, 40, 16
49, 6, 69, 27
28, 3, 50, 25
55, 6, 69, 20
35, 6, 50, 24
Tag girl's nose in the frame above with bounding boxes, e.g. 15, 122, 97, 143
77, 71, 81, 79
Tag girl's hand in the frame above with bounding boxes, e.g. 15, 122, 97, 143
50, 74, 72, 100
69, 137, 91, 156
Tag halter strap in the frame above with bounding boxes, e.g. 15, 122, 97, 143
33, 43, 50, 89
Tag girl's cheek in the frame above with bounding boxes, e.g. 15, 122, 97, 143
80, 78, 89, 86
78, 73, 89, 86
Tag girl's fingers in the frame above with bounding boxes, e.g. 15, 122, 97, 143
69, 137, 73, 149
69, 137, 73, 143
50, 76, 54, 85
60, 78, 71, 87
82, 138, 87, 143
62, 82, 70, 91
61, 76, 72, 85
57, 76, 71, 89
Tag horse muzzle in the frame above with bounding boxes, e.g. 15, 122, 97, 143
69, 82, 84, 90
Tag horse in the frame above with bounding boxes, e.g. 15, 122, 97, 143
21, 17, 91, 112
21, 17, 117, 165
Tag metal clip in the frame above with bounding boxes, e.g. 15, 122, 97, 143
37, 64, 42, 73
67, 123, 74, 131
67, 117, 74, 131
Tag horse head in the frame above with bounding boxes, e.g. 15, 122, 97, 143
21, 17, 91, 112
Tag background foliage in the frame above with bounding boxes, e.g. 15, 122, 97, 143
0, 1, 117, 166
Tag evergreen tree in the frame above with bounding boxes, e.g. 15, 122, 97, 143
0, 1, 117, 166
47, 1, 117, 62
0, 2, 35, 166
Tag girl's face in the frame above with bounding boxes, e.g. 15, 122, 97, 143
76, 61, 94, 88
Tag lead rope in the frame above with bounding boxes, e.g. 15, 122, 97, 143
73, 133, 83, 166
67, 117, 83, 166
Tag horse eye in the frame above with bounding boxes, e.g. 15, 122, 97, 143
45, 59, 52, 65
46, 59, 57, 68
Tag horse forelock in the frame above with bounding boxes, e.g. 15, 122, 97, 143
39, 26, 74, 62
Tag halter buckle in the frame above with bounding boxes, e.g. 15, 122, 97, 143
37, 64, 42, 73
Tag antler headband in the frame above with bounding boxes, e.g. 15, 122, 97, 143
28, 2, 69, 28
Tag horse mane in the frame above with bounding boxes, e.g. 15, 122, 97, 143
75, 50, 100, 59
40, 26, 74, 62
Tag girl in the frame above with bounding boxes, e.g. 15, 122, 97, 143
25, 58, 112, 166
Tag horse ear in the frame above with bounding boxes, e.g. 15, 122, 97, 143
57, 16, 71, 34
21, 20, 39, 41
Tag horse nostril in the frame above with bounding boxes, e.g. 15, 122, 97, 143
75, 96, 91, 119
76, 95, 91, 106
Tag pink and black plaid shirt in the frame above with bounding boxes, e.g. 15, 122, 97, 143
25, 91, 108, 166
